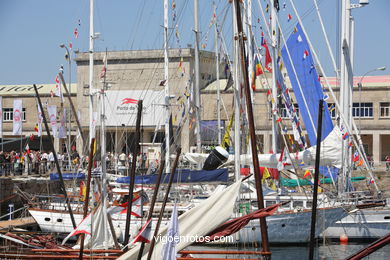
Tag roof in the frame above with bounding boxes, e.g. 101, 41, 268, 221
0, 84, 77, 96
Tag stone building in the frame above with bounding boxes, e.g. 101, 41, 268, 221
0, 84, 77, 152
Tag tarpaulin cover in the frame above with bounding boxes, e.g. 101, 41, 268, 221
50, 172, 85, 180
116, 168, 228, 184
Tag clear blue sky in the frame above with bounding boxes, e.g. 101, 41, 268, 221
0, 0, 389, 85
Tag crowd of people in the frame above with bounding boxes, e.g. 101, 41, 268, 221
0, 150, 159, 176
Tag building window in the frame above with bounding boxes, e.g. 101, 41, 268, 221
280, 104, 299, 119
3, 108, 26, 121
380, 102, 390, 118
327, 103, 336, 118
352, 103, 373, 118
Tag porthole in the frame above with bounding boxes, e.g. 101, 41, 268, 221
44, 217, 51, 222
57, 219, 63, 223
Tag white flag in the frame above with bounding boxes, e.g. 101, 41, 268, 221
47, 105, 57, 138
55, 75, 64, 102
37, 103, 43, 137
12, 99, 22, 135
58, 108, 67, 138
162, 203, 180, 260
0, 97, 3, 138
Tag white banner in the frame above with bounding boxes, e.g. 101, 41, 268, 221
0, 97, 3, 138
105, 90, 164, 127
58, 108, 67, 138
91, 111, 98, 139
12, 99, 22, 135
37, 103, 43, 137
47, 105, 57, 138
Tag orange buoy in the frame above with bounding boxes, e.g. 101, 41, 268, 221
340, 234, 349, 244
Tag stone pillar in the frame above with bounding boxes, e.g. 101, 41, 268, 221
373, 132, 380, 166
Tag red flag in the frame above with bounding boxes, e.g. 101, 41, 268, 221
205, 204, 280, 241
288, 14, 292, 21
25, 144, 31, 155
69, 42, 73, 49
29, 134, 34, 141
132, 218, 152, 243
276, 117, 282, 123
74, 28, 79, 39
262, 42, 272, 72
303, 170, 311, 178
303, 49, 309, 59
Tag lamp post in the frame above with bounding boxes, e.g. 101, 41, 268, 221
357, 66, 386, 167
60, 44, 72, 171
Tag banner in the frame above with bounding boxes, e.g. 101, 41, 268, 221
0, 97, 2, 138
91, 111, 98, 139
37, 103, 43, 137
12, 99, 22, 135
58, 108, 67, 138
105, 90, 164, 126
47, 105, 57, 138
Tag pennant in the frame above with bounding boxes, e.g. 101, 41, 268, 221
303, 170, 311, 178
221, 114, 234, 149
37, 103, 43, 137
254, 54, 263, 76
79, 180, 87, 201
47, 105, 58, 138
303, 49, 309, 59
12, 99, 23, 135
266, 4, 269, 13
352, 151, 359, 162
162, 203, 180, 260
342, 132, 349, 140
29, 134, 34, 141
276, 117, 282, 123
288, 14, 292, 21
69, 42, 73, 49
132, 218, 152, 244
62, 213, 92, 244
55, 75, 64, 101
91, 111, 98, 139
25, 144, 31, 155
357, 159, 363, 167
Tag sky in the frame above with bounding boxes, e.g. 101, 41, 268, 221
0, 0, 389, 85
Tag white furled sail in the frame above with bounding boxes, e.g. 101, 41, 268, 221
118, 180, 242, 260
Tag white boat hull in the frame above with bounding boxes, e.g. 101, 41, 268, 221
323, 208, 390, 239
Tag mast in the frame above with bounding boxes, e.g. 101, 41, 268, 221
308, 100, 324, 260
89, 0, 95, 147
270, 0, 279, 154
164, 0, 171, 173
194, 0, 202, 155
100, 49, 109, 249
213, 2, 222, 145
232, 0, 241, 182
234, 0, 271, 257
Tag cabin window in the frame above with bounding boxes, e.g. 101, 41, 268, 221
57, 219, 63, 222
380, 102, 390, 118
352, 103, 373, 118
3, 108, 26, 121
281, 201, 291, 209
44, 217, 51, 222
306, 201, 313, 208
384, 216, 390, 220
293, 201, 303, 208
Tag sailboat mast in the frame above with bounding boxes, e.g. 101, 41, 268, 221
100, 49, 109, 249
271, 0, 279, 154
164, 0, 170, 173
234, 0, 271, 256
232, 0, 241, 182
213, 2, 221, 145
89, 0, 95, 147
194, 0, 202, 155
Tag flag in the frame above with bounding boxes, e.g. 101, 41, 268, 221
357, 159, 363, 167
262, 42, 272, 72
37, 103, 43, 137
69, 42, 73, 49
29, 134, 34, 141
79, 181, 87, 201
262, 167, 271, 180
47, 105, 57, 138
91, 111, 97, 139
74, 28, 79, 39
254, 54, 263, 76
303, 49, 309, 59
303, 170, 311, 178
62, 213, 92, 245
162, 204, 180, 260
12, 99, 23, 135
119, 196, 143, 217
342, 132, 349, 140
132, 218, 152, 244
352, 151, 359, 162
288, 14, 292, 21
0, 97, 2, 138
277, 147, 291, 171
34, 124, 39, 132
266, 4, 269, 13
221, 114, 234, 149
100, 54, 107, 79
55, 75, 64, 101
58, 108, 67, 139
329, 104, 335, 112
25, 144, 31, 155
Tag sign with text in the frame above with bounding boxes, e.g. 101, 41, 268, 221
105, 90, 165, 127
